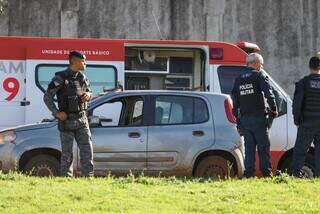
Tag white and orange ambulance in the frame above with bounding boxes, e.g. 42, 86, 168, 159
0, 36, 307, 175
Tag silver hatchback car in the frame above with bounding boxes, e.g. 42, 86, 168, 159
0, 91, 244, 178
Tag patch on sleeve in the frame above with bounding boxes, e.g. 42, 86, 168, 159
48, 75, 64, 89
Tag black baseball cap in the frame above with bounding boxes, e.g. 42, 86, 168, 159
69, 51, 85, 60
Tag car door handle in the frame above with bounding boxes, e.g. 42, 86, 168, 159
128, 132, 141, 138
193, 130, 204, 137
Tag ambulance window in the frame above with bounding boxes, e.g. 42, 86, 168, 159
85, 66, 117, 94
36, 64, 117, 96
217, 66, 248, 95
37, 65, 67, 92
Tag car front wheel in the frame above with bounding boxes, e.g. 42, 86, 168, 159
24, 154, 60, 177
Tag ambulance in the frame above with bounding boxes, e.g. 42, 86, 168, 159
0, 36, 311, 176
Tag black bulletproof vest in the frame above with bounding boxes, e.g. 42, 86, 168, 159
303, 74, 320, 114
237, 71, 265, 115
56, 70, 86, 113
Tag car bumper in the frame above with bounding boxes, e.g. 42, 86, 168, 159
0, 144, 18, 172
231, 147, 245, 178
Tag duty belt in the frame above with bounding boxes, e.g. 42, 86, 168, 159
67, 111, 86, 119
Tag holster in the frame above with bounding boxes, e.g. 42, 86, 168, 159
58, 120, 66, 132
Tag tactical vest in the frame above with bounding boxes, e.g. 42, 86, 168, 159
303, 74, 320, 115
237, 71, 265, 116
56, 70, 87, 114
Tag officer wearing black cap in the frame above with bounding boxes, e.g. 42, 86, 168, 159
290, 56, 320, 178
231, 53, 278, 178
43, 51, 93, 177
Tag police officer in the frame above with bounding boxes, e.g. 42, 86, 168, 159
290, 56, 320, 178
231, 53, 278, 178
43, 51, 93, 177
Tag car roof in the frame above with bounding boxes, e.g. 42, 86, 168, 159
90, 90, 229, 105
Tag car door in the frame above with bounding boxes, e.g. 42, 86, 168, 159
147, 94, 213, 175
89, 95, 147, 175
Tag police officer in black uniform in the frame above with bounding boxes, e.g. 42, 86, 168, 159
290, 56, 320, 178
43, 51, 93, 177
231, 53, 278, 178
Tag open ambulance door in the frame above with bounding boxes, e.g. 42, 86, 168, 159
124, 43, 209, 91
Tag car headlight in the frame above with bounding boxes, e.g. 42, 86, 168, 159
0, 130, 16, 144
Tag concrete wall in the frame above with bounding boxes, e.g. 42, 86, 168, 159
1, 0, 320, 95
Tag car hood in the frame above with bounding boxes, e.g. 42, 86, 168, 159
2, 121, 57, 132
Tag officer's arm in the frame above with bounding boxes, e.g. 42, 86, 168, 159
292, 79, 305, 126
43, 75, 63, 116
259, 75, 277, 112
231, 80, 240, 120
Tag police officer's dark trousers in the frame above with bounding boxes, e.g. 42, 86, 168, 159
240, 115, 272, 178
59, 113, 93, 177
291, 117, 320, 177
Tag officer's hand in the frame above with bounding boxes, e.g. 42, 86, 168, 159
81, 92, 91, 102
272, 111, 279, 118
55, 111, 67, 121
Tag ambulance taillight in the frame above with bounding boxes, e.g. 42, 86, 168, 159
209, 48, 224, 60
236, 41, 261, 54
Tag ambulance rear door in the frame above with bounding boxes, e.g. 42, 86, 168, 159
0, 59, 26, 130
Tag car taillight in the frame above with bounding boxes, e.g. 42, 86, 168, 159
224, 98, 237, 124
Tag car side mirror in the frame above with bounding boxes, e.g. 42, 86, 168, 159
89, 116, 100, 127
89, 116, 113, 127
100, 118, 113, 126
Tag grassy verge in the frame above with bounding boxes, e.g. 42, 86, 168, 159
0, 172, 319, 213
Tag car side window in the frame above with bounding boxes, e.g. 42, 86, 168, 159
130, 99, 144, 126
217, 66, 248, 94
154, 96, 208, 125
92, 96, 145, 127
92, 101, 123, 126
194, 98, 209, 123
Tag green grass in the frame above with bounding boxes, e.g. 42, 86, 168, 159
0, 172, 319, 213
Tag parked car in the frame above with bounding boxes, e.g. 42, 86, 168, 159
0, 91, 244, 178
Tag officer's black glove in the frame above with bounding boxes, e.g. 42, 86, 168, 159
266, 111, 276, 129
294, 116, 302, 126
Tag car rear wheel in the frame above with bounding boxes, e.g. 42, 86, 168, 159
24, 155, 60, 177
195, 156, 236, 179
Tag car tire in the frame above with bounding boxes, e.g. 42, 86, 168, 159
280, 153, 315, 178
24, 154, 60, 177
195, 156, 236, 179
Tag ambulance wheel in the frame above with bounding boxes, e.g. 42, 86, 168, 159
300, 154, 315, 178
280, 153, 315, 178
194, 156, 235, 179
24, 155, 60, 177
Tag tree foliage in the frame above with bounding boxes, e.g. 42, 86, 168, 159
0, 0, 8, 16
